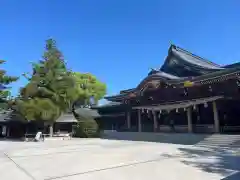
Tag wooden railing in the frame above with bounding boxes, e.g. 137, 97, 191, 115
193, 124, 214, 133
221, 126, 240, 133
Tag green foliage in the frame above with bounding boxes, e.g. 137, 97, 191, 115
73, 118, 100, 138
0, 60, 18, 110
72, 72, 106, 106
16, 39, 78, 121
12, 38, 107, 123
0, 60, 19, 85
15, 98, 60, 121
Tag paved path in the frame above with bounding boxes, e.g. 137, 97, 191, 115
0, 139, 239, 180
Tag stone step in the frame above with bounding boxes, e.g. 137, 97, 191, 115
204, 137, 240, 141
195, 134, 240, 148
199, 138, 239, 141
199, 137, 240, 141
197, 138, 240, 142
196, 145, 240, 149
198, 140, 239, 143
196, 142, 240, 146
197, 141, 237, 144
197, 144, 240, 147
202, 136, 240, 138
197, 143, 240, 146
202, 139, 240, 142
204, 136, 240, 138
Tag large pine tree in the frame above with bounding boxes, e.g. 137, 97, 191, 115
16, 39, 78, 122
0, 60, 18, 110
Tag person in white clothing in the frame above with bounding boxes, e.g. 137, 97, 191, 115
34, 131, 43, 142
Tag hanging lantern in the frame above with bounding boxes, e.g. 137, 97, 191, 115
236, 80, 240, 87
158, 112, 161, 118
183, 88, 188, 96
176, 108, 178, 113
208, 85, 212, 92
193, 105, 196, 110
183, 107, 186, 111
204, 102, 208, 108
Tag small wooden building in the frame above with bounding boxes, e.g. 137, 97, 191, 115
54, 113, 78, 133
0, 111, 78, 139
0, 110, 26, 138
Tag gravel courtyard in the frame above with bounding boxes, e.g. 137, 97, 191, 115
0, 139, 239, 180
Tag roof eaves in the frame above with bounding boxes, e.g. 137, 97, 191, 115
104, 93, 128, 100
120, 88, 136, 94
94, 102, 123, 108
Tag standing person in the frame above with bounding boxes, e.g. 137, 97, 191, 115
223, 113, 227, 125
222, 113, 228, 133
170, 119, 175, 132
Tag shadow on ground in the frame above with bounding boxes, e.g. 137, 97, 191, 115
0, 138, 24, 142
175, 147, 240, 180
102, 132, 240, 179
101, 132, 210, 145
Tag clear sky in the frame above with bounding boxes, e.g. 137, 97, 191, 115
0, 0, 240, 104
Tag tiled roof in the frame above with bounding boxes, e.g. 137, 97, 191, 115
0, 110, 25, 122
56, 113, 77, 123
105, 44, 239, 101
74, 108, 100, 119
160, 45, 224, 77
171, 45, 222, 69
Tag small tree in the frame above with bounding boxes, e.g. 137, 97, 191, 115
73, 118, 99, 138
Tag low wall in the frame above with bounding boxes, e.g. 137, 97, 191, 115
101, 131, 212, 145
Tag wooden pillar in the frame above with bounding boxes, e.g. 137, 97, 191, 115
153, 111, 158, 132
127, 111, 131, 129
212, 101, 220, 133
7, 126, 10, 137
138, 109, 142, 132
2, 126, 6, 137
49, 124, 53, 137
187, 107, 193, 133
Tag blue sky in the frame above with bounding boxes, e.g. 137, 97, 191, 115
0, 0, 240, 104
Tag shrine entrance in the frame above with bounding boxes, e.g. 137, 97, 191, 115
130, 96, 224, 134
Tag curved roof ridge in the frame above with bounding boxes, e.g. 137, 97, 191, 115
172, 45, 221, 67
154, 70, 180, 79
120, 88, 135, 94
149, 68, 180, 79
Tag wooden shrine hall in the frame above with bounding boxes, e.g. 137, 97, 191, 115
95, 45, 240, 134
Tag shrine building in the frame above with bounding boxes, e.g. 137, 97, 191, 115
95, 45, 240, 134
